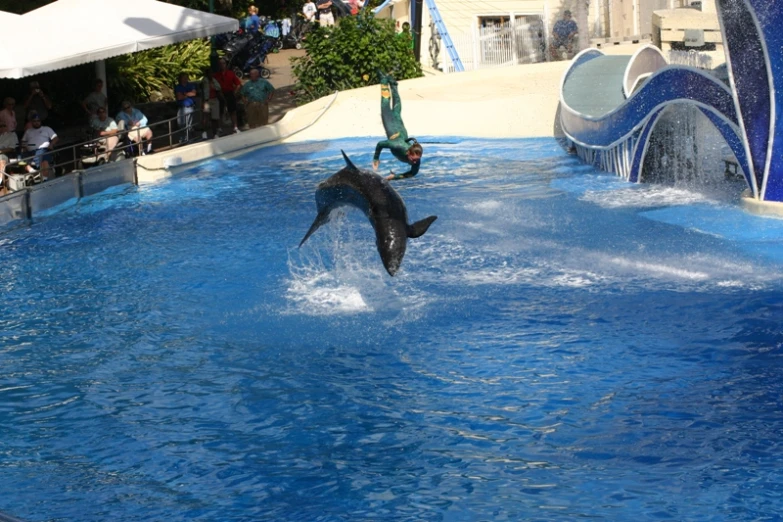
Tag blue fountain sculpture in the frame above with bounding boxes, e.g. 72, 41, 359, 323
559, 0, 781, 205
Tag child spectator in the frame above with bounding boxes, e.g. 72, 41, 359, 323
175, 73, 198, 142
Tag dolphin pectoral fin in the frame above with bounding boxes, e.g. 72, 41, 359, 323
407, 215, 437, 238
299, 210, 331, 247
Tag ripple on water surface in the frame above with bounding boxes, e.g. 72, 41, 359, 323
1, 137, 783, 521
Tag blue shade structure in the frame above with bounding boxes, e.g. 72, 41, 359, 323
560, 0, 783, 202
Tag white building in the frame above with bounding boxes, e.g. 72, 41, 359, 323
375, 0, 708, 72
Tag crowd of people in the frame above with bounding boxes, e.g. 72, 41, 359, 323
0, 2, 439, 196
302, 0, 364, 27
0, 58, 276, 194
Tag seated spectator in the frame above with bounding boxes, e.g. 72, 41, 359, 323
201, 68, 224, 139
0, 98, 17, 135
240, 68, 275, 129
551, 10, 578, 60
0, 121, 19, 157
24, 81, 52, 124
116, 101, 153, 154
175, 73, 198, 142
90, 107, 119, 155
82, 79, 108, 120
0, 154, 7, 196
21, 112, 58, 181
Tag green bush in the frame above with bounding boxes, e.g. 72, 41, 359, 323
106, 39, 211, 104
291, 11, 422, 104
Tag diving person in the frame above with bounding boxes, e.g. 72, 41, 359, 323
372, 73, 423, 181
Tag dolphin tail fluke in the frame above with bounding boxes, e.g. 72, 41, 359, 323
299, 210, 331, 247
341, 150, 358, 171
407, 215, 437, 239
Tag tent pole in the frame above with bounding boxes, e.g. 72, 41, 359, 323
209, 0, 219, 71
95, 60, 107, 95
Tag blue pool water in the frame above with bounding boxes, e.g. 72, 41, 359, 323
2, 137, 783, 521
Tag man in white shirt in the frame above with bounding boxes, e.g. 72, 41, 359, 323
21, 112, 58, 180
0, 121, 18, 156
302, 1, 317, 22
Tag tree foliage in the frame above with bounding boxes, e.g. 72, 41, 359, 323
106, 39, 211, 105
291, 11, 422, 105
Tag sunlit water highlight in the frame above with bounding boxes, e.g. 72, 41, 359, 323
2, 137, 783, 521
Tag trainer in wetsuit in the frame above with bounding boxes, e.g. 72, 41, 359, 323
372, 73, 423, 181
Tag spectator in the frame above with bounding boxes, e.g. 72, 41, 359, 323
201, 68, 224, 139
347, 0, 364, 15
91, 107, 120, 156
399, 21, 414, 50
316, 0, 334, 27
0, 154, 8, 196
24, 81, 52, 124
0, 120, 19, 157
116, 101, 153, 155
82, 79, 108, 119
302, 0, 317, 23
21, 112, 58, 181
175, 72, 198, 143
0, 98, 17, 135
245, 5, 261, 34
214, 58, 242, 134
551, 10, 578, 60
240, 68, 275, 129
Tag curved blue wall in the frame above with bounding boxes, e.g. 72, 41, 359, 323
560, 0, 782, 202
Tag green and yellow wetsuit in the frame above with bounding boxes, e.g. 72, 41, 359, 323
374, 74, 420, 180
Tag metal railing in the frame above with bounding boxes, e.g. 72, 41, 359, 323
11, 108, 206, 187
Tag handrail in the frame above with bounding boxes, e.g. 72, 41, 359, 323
15, 108, 205, 181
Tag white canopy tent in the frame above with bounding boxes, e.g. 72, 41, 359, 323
0, 0, 238, 79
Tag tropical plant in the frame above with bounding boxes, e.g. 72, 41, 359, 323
106, 39, 211, 104
291, 10, 422, 105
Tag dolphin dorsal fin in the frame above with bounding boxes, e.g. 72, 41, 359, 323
341, 150, 358, 171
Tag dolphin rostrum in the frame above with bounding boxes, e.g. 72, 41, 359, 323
299, 150, 437, 276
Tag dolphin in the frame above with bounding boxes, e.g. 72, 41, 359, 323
299, 150, 437, 276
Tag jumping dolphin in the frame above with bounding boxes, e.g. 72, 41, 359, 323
299, 150, 437, 276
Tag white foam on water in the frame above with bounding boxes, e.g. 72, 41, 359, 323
423, 227, 781, 293
581, 185, 715, 209
284, 211, 430, 317
465, 200, 504, 214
